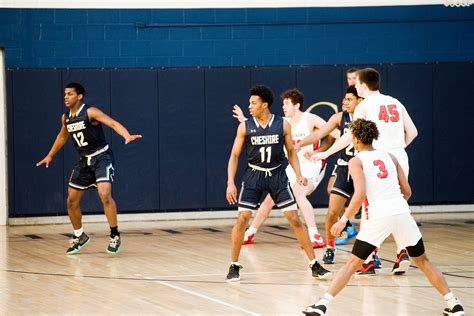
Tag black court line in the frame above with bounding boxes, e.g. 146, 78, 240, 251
123, 231, 153, 235
24, 234, 42, 240
3, 269, 473, 288
202, 228, 222, 233
268, 225, 289, 230
162, 229, 182, 234
465, 220, 474, 224
62, 233, 74, 238
263, 231, 295, 240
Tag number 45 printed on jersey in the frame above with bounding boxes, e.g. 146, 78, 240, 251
378, 104, 399, 122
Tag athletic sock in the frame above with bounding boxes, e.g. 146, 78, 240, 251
308, 226, 319, 236
316, 293, 334, 306
444, 292, 460, 309
231, 261, 240, 266
327, 239, 335, 248
110, 226, 119, 238
309, 258, 317, 266
73, 227, 83, 238
247, 226, 258, 235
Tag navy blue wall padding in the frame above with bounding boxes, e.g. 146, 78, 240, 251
110, 70, 159, 212
12, 70, 64, 216
158, 69, 207, 210
432, 63, 474, 202
7, 63, 474, 217
250, 67, 297, 117
6, 72, 14, 215
205, 68, 251, 208
386, 64, 434, 204
61, 70, 112, 213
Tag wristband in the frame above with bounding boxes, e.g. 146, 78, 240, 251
340, 215, 348, 223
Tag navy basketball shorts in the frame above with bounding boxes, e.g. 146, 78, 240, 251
68, 150, 115, 190
238, 167, 297, 212
330, 165, 354, 199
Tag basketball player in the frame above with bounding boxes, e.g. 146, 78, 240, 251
302, 119, 464, 316
346, 67, 359, 86
312, 68, 418, 274
37, 83, 142, 255
233, 88, 338, 248
296, 85, 362, 265
225, 85, 331, 281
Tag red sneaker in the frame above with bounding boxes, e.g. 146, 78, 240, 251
311, 234, 325, 248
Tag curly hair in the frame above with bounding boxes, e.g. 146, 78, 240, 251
349, 119, 379, 145
281, 88, 304, 110
250, 85, 274, 107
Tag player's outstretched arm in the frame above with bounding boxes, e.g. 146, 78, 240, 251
331, 157, 365, 237
226, 122, 246, 205
36, 114, 69, 168
297, 112, 341, 150
88, 107, 142, 144
283, 120, 307, 186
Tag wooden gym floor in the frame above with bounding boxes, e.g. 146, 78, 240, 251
0, 215, 473, 315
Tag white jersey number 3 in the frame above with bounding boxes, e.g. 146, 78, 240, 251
72, 132, 89, 147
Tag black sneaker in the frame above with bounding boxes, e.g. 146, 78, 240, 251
322, 248, 335, 264
66, 233, 91, 255
302, 304, 327, 315
355, 261, 376, 275
391, 249, 410, 275
443, 303, 465, 315
226, 264, 242, 281
106, 235, 121, 254
310, 261, 332, 279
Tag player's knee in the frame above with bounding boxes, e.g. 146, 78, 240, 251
67, 195, 80, 208
98, 191, 113, 205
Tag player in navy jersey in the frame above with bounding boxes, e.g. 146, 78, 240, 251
225, 85, 331, 281
37, 83, 142, 255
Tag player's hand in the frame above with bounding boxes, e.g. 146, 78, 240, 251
311, 152, 328, 161
297, 176, 308, 186
36, 156, 53, 168
125, 134, 142, 144
330, 220, 346, 237
226, 183, 238, 205
232, 105, 247, 123
294, 143, 301, 153
302, 150, 313, 160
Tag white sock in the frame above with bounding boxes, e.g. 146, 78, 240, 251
309, 259, 317, 266
247, 226, 258, 235
231, 261, 240, 266
308, 226, 319, 237
444, 292, 460, 309
73, 228, 83, 237
316, 293, 334, 306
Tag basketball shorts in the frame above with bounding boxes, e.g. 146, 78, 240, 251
330, 165, 354, 199
355, 212, 422, 250
238, 166, 296, 213
286, 160, 326, 189
68, 149, 115, 190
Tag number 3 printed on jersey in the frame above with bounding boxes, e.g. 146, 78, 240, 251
373, 160, 388, 179
72, 131, 89, 147
378, 104, 399, 122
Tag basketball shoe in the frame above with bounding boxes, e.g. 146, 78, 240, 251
391, 249, 410, 275
311, 234, 325, 248
66, 233, 90, 255
322, 248, 335, 264
302, 304, 327, 315
106, 235, 121, 254
335, 223, 357, 245
310, 261, 332, 279
356, 261, 376, 275
242, 229, 255, 245
226, 264, 242, 281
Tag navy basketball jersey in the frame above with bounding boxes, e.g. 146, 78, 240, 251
245, 115, 285, 168
337, 111, 356, 164
65, 104, 108, 156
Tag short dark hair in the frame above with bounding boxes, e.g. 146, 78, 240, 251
250, 85, 274, 107
349, 118, 379, 145
65, 82, 85, 97
346, 85, 360, 98
357, 68, 380, 91
281, 88, 304, 110
346, 67, 359, 74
